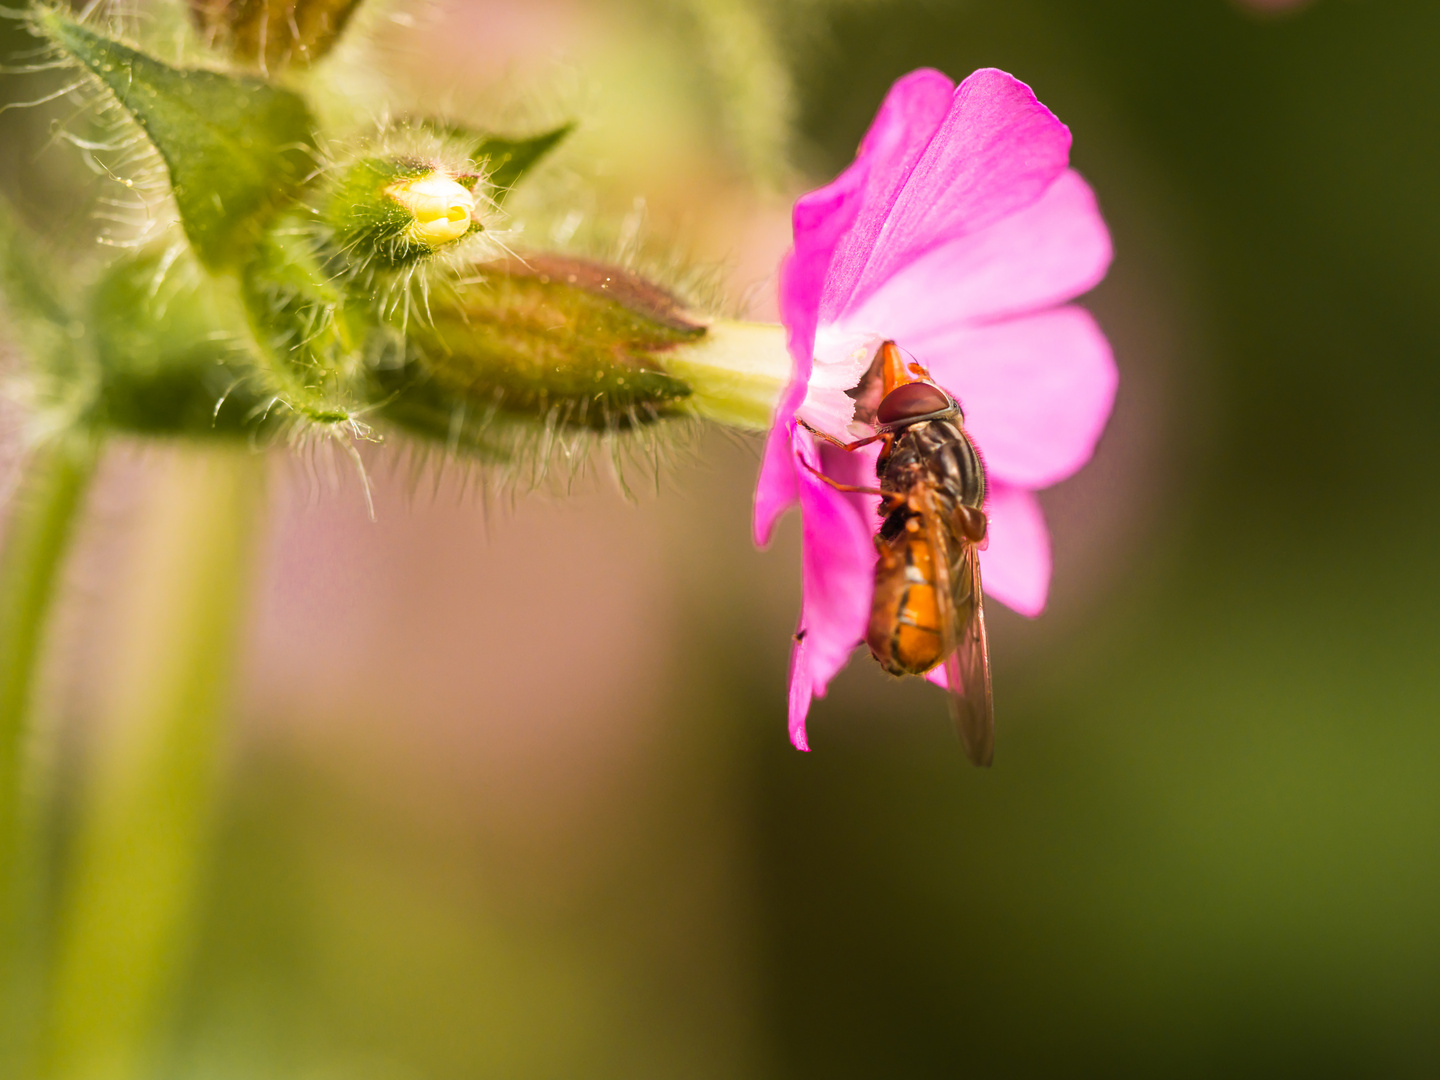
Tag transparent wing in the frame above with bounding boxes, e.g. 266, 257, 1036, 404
920, 486, 994, 767
948, 546, 994, 766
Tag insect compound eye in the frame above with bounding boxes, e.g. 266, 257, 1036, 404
876, 382, 953, 426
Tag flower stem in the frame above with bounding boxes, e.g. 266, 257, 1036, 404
0, 435, 96, 1073
41, 446, 266, 1080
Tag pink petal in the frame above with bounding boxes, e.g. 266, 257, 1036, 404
787, 428, 876, 749
832, 69, 1074, 318
845, 169, 1112, 338
754, 419, 799, 548
915, 305, 1117, 490
783, 163, 871, 374
979, 483, 1051, 616
787, 626, 814, 751
819, 69, 958, 325
756, 156, 871, 547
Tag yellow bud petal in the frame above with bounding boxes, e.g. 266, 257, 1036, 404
387, 172, 476, 247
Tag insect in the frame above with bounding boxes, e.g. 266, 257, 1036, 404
802, 340, 995, 766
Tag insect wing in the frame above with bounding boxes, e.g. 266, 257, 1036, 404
919, 486, 994, 767
947, 546, 994, 766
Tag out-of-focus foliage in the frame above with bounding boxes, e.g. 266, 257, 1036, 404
41, 450, 265, 1080
88, 250, 268, 436
436, 123, 577, 202
188, 0, 365, 71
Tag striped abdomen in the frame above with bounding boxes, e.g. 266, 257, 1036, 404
868, 529, 943, 676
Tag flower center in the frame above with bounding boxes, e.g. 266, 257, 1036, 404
388, 172, 477, 247
797, 326, 884, 440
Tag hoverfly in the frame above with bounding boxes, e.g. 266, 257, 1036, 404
802, 340, 994, 766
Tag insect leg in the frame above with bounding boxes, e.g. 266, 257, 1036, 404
798, 457, 888, 498
798, 419, 889, 454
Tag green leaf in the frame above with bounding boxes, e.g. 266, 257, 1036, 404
34, 8, 318, 269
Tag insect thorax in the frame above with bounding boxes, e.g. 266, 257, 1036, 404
878, 420, 986, 512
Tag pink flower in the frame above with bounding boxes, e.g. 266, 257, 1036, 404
754, 68, 1117, 751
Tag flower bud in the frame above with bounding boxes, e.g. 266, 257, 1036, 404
394, 256, 697, 432
376, 255, 791, 446
323, 159, 483, 270
386, 173, 477, 247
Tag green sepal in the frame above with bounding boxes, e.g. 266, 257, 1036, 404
393, 255, 700, 434
421, 122, 572, 202
188, 0, 365, 71
367, 363, 514, 463
239, 209, 372, 424
88, 249, 272, 438
34, 8, 318, 269
473, 125, 573, 198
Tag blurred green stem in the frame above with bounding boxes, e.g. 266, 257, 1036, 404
0, 436, 96, 1071
42, 446, 266, 1080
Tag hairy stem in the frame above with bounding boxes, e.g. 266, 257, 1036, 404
41, 446, 266, 1080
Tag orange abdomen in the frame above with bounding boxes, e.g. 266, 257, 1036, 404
867, 532, 945, 676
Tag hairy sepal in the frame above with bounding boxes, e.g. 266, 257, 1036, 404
89, 248, 273, 438
389, 256, 702, 436
241, 210, 371, 425
34, 7, 318, 270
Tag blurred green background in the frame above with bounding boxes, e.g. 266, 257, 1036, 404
8, 0, 1440, 1076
